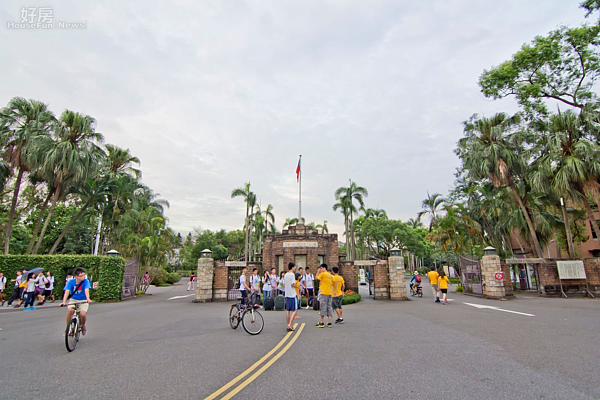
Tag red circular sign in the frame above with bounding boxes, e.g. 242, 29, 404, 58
494, 272, 504, 280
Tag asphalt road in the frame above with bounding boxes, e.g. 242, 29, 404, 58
1, 279, 598, 400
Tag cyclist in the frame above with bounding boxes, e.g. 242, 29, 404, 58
61, 268, 91, 335
409, 271, 422, 295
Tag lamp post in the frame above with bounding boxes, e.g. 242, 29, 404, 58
390, 248, 401, 257
200, 249, 213, 259
483, 246, 497, 256
107, 249, 120, 257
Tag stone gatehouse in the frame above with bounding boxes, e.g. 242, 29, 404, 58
262, 223, 338, 274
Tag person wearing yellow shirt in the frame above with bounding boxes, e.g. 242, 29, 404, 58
316, 264, 334, 328
427, 268, 441, 303
438, 270, 451, 305
294, 273, 302, 320
332, 267, 345, 324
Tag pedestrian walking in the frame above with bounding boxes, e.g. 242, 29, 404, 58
284, 263, 299, 331
15, 270, 28, 308
301, 267, 315, 309
35, 271, 48, 305
0, 271, 6, 305
438, 270, 451, 305
187, 273, 196, 291
332, 267, 345, 324
22, 273, 37, 310
427, 268, 440, 303
278, 271, 285, 295
6, 271, 22, 307
294, 272, 302, 318
316, 264, 334, 328
45, 271, 55, 303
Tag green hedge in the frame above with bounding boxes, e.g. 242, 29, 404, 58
299, 292, 361, 307
0, 255, 125, 302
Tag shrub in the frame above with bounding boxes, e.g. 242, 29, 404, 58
455, 284, 463, 293
449, 277, 461, 284
151, 268, 169, 285
342, 293, 361, 305
0, 255, 125, 302
166, 272, 182, 284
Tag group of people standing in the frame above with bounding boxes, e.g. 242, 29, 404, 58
0, 270, 75, 310
237, 262, 345, 332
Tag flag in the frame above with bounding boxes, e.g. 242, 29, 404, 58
296, 158, 301, 182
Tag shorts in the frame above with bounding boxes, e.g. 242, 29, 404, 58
43, 289, 52, 296
68, 299, 89, 312
332, 295, 343, 310
440, 289, 447, 294
285, 297, 297, 311
319, 295, 333, 317
306, 288, 314, 297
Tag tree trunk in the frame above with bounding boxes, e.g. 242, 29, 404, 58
26, 189, 53, 254
344, 216, 350, 259
32, 193, 59, 254
4, 168, 24, 254
509, 183, 543, 258
350, 211, 356, 261
243, 205, 249, 262
49, 200, 92, 255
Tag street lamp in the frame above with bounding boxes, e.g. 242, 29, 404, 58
483, 246, 497, 256
201, 249, 213, 259
107, 249, 120, 257
390, 248, 401, 257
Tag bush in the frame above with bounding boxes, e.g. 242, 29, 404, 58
166, 272, 182, 284
342, 293, 361, 305
151, 268, 169, 285
455, 284, 463, 293
449, 277, 461, 284
0, 255, 125, 302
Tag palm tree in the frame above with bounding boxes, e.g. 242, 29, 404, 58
231, 182, 253, 262
262, 204, 276, 234
32, 110, 105, 254
531, 109, 600, 241
333, 195, 353, 259
407, 218, 423, 229
283, 217, 304, 229
457, 112, 544, 258
316, 220, 329, 234
0, 97, 56, 254
334, 181, 368, 260
105, 144, 141, 177
418, 192, 446, 231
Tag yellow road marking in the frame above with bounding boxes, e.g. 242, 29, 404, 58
221, 323, 306, 400
204, 323, 298, 400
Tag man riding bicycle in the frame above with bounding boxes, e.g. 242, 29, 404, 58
61, 268, 91, 335
410, 271, 422, 295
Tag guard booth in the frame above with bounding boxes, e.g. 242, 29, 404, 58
122, 257, 139, 300
459, 255, 483, 296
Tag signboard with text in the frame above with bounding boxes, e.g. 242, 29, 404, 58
283, 241, 318, 248
557, 260, 587, 280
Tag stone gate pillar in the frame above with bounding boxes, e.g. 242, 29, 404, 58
339, 261, 358, 293
195, 249, 215, 303
481, 247, 506, 300
374, 260, 389, 300
388, 251, 408, 300
212, 261, 228, 301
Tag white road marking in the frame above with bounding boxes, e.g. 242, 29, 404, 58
463, 302, 535, 317
167, 294, 194, 301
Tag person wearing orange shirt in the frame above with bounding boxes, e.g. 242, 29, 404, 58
316, 264, 334, 328
427, 268, 440, 303
438, 270, 451, 305
332, 267, 345, 324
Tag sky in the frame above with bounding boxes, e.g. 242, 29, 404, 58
0, 0, 590, 237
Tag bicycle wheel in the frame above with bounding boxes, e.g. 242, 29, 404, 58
65, 319, 78, 352
242, 308, 264, 335
418, 289, 423, 298
229, 304, 241, 329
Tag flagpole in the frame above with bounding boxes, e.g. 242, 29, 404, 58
298, 155, 302, 221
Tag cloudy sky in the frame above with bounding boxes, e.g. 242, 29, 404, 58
0, 1, 588, 237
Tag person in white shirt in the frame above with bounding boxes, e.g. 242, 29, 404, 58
35, 272, 48, 305
284, 263, 299, 332
301, 267, 315, 309
0, 271, 6, 306
44, 271, 55, 303
278, 271, 285, 295
23, 273, 37, 310
262, 270, 272, 299
238, 267, 251, 306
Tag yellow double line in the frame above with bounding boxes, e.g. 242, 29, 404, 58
205, 323, 306, 400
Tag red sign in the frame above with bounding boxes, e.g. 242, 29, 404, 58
494, 272, 504, 281
92, 281, 99, 289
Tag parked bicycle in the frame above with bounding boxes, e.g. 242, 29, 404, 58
229, 292, 264, 335
61, 303, 84, 352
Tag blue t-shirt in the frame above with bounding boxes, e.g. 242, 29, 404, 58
65, 278, 90, 301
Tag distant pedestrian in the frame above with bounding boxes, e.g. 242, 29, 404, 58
270, 268, 278, 294
294, 272, 302, 318
438, 270, 450, 305
284, 263, 299, 331
45, 271, 55, 303
187, 273, 196, 291
409, 271, 421, 296
64, 273, 74, 296
427, 268, 440, 303
316, 264, 334, 328
238, 267, 251, 305
301, 267, 315, 309
0, 271, 6, 305
262, 270, 272, 299
250, 268, 261, 305
22, 273, 37, 310
6, 271, 22, 307
35, 271, 48, 305
278, 271, 285, 295
332, 267, 345, 324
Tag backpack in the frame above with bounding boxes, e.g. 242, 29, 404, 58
416, 275, 421, 283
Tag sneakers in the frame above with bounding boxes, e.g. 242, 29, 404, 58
435, 298, 441, 303
30, 306, 36, 310
24, 307, 31, 311
338, 318, 344, 324
326, 323, 332, 328
315, 323, 325, 328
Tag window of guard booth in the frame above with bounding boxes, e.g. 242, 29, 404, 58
318, 255, 324, 266
294, 255, 307, 269
277, 256, 284, 273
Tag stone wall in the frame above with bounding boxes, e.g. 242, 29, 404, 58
374, 261, 389, 300
500, 263, 515, 297
538, 259, 600, 297
481, 255, 506, 300
388, 256, 407, 300
213, 261, 228, 301
339, 261, 358, 293
194, 257, 214, 303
